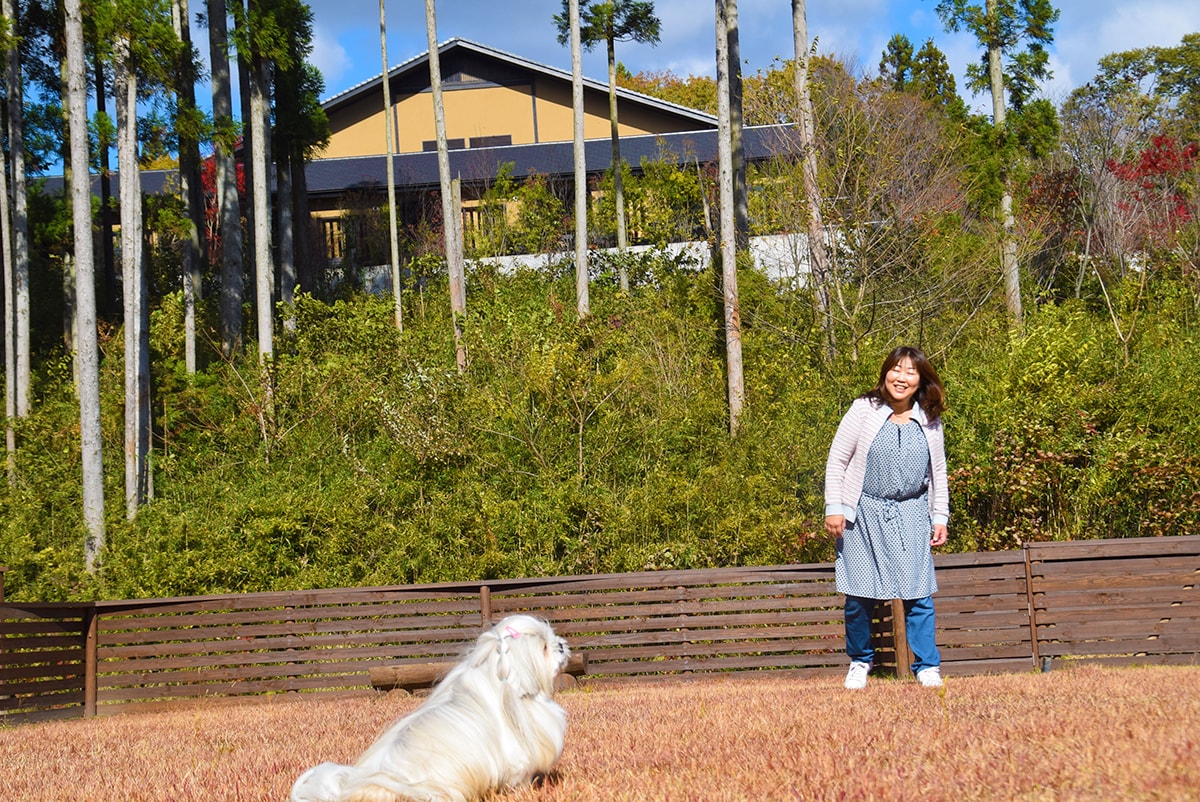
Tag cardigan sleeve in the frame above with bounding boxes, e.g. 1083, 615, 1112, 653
926, 418, 950, 525
824, 400, 866, 518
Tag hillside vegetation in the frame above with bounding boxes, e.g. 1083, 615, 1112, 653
2, 251, 1198, 602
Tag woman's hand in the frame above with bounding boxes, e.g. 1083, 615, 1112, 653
931, 524, 948, 547
825, 514, 846, 538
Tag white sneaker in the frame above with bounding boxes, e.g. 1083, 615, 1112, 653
844, 661, 871, 689
917, 667, 943, 687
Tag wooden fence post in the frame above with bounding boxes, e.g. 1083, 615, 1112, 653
479, 585, 492, 626
84, 605, 98, 717
890, 598, 913, 678
1022, 543, 1042, 669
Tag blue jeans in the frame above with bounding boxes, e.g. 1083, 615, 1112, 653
844, 595, 941, 674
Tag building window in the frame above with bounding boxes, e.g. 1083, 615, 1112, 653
423, 138, 465, 151
470, 135, 512, 149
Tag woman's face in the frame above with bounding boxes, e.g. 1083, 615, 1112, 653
884, 358, 920, 406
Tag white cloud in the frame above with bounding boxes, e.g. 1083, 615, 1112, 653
310, 27, 353, 89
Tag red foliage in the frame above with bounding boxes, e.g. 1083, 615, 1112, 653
201, 155, 248, 264
1105, 135, 1198, 238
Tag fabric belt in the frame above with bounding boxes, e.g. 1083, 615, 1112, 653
861, 488, 928, 504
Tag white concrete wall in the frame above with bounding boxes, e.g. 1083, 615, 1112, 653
348, 232, 818, 293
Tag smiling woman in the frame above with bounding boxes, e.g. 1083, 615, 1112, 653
824, 346, 949, 690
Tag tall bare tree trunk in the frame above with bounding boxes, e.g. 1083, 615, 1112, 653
249, 51, 273, 362
65, 0, 106, 570
987, 0, 1023, 333
606, 33, 628, 291
238, 42, 255, 294
570, 0, 589, 317
94, 55, 118, 319
1, 90, 14, 484
715, 0, 744, 436
791, 0, 835, 358
209, 0, 243, 358
174, 0, 205, 372
425, 0, 466, 373
3, 0, 29, 419
726, 0, 748, 250
293, 154, 314, 293
115, 34, 150, 519
277, 156, 295, 333
57, 60, 79, 361
379, 0, 402, 331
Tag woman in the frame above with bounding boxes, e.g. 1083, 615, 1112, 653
824, 346, 949, 689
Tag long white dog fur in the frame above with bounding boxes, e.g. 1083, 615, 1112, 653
290, 614, 571, 802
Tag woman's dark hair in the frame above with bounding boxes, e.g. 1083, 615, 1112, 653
863, 346, 946, 420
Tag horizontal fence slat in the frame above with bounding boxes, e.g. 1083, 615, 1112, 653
1043, 653, 1200, 669
0, 676, 86, 699
1030, 572, 1198, 593
98, 641, 477, 677
0, 649, 88, 669
1026, 537, 1200, 561
1029, 555, 1199, 577
95, 674, 372, 705
97, 599, 483, 634
1036, 632, 1200, 656
1036, 617, 1200, 640
0, 693, 85, 717
1032, 589, 1197, 613
1037, 605, 1200, 625
0, 660, 86, 683
99, 633, 478, 664
97, 618, 484, 649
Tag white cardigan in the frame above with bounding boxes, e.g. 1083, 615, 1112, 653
824, 397, 949, 526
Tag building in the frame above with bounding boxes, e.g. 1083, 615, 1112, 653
308, 37, 725, 264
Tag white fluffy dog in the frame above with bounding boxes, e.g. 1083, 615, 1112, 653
290, 614, 571, 802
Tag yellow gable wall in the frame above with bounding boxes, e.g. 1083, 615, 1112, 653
320, 79, 702, 160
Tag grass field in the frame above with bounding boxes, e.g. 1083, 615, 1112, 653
1, 663, 1197, 801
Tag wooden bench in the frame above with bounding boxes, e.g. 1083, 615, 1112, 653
370, 652, 588, 693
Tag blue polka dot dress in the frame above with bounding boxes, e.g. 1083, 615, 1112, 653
835, 420, 938, 600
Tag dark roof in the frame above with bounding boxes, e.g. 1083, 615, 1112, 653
35, 126, 801, 199
304, 124, 801, 198
323, 37, 717, 130
35, 169, 176, 198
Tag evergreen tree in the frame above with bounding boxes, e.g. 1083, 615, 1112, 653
935, 0, 1060, 332
881, 35, 967, 120
879, 33, 914, 92
554, 0, 661, 291
912, 38, 968, 118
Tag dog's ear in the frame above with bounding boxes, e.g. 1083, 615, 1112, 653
495, 623, 531, 685
471, 621, 524, 683
469, 628, 505, 675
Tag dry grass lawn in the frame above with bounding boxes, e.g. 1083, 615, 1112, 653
1, 663, 1197, 801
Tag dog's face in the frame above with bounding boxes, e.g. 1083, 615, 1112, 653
480, 614, 570, 698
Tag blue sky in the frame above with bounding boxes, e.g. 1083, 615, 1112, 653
298, 0, 1200, 114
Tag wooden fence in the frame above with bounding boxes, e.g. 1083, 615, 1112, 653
2, 536, 1197, 725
